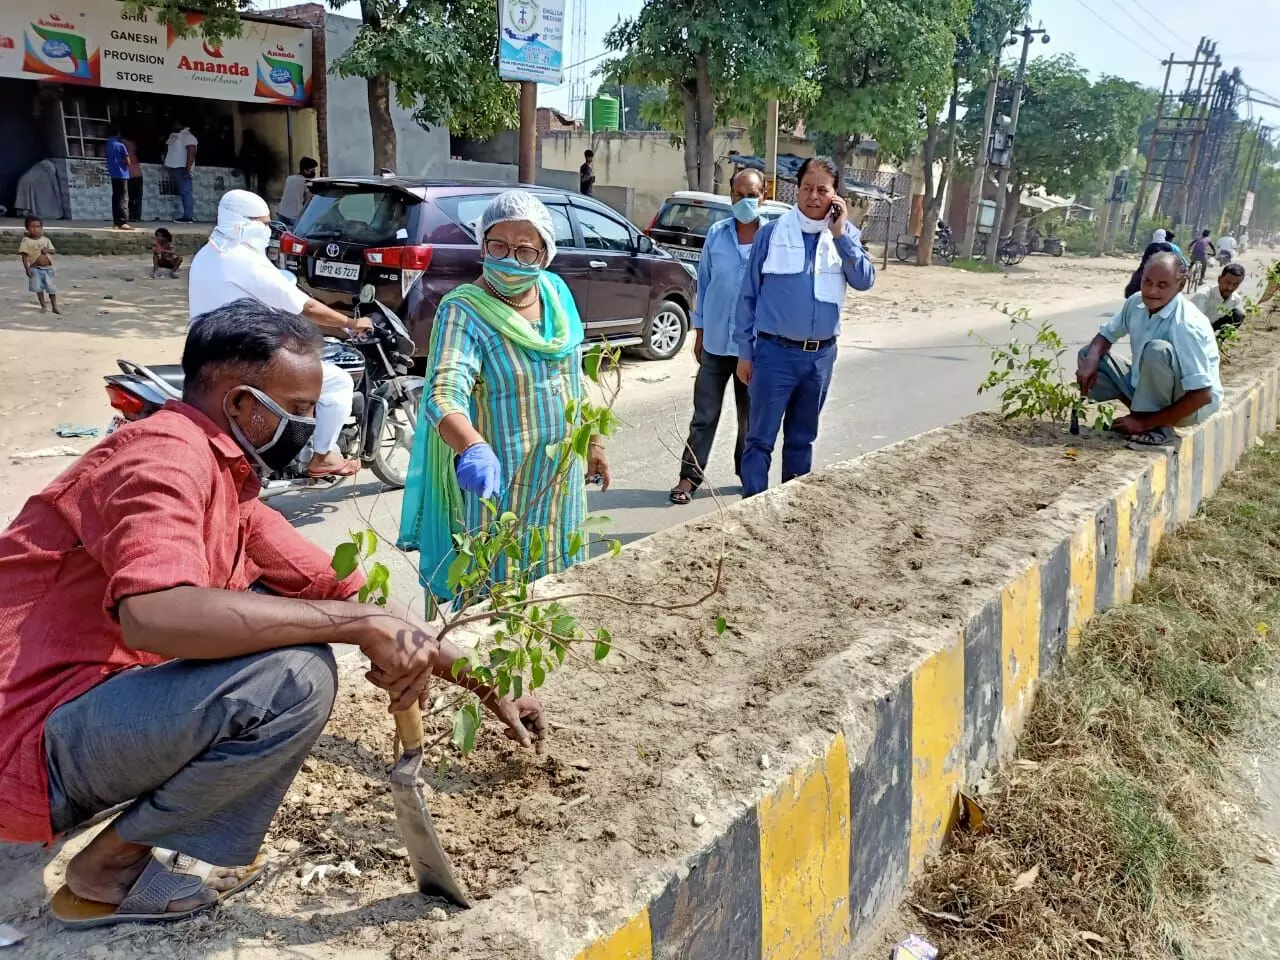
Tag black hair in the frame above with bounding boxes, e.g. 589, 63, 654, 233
1202, 228, 1211, 237
183, 298, 323, 398
154, 227, 172, 241
1222, 262, 1246, 279
300, 156, 318, 172
24, 215, 41, 228
797, 155, 841, 189
584, 149, 594, 159
1165, 230, 1176, 242
731, 167, 766, 190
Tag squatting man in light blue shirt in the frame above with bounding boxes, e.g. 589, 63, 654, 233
1076, 251, 1222, 446
669, 168, 767, 505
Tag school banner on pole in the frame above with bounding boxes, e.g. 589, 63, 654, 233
0, 0, 312, 105
496, 0, 565, 84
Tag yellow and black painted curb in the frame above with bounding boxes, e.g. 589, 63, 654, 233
575, 368, 1280, 960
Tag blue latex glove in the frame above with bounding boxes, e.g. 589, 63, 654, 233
455, 441, 502, 500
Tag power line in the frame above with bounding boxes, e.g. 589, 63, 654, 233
1121, 0, 1193, 50
1066, 0, 1166, 63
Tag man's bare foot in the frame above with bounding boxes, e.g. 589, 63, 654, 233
63, 825, 222, 912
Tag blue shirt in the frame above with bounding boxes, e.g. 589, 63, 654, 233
734, 220, 876, 361
106, 138, 130, 180
1100, 292, 1222, 414
692, 217, 757, 358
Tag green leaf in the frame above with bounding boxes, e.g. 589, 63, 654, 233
513, 674, 523, 699
531, 662, 546, 688
331, 542, 360, 579
351, 530, 366, 555
594, 627, 612, 661
569, 531, 584, 557
610, 539, 623, 558
715, 615, 728, 636
452, 703, 482, 755
367, 562, 390, 597
364, 529, 378, 556
447, 552, 472, 591
583, 346, 603, 383
529, 527, 545, 564
489, 648, 510, 665
551, 614, 578, 637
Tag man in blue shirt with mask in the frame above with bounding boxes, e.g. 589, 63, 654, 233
670, 169, 766, 504
734, 156, 876, 497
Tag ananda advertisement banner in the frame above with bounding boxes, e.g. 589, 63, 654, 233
0, 0, 312, 105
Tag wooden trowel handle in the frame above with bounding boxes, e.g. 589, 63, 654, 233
394, 703, 426, 752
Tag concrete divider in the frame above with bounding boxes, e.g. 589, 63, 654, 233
563, 365, 1279, 960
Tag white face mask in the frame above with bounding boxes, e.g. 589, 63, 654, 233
242, 220, 271, 254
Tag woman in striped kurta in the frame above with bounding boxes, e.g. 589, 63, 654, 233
398, 191, 611, 603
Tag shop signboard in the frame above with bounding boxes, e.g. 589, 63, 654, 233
0, 0, 311, 105
497, 0, 565, 84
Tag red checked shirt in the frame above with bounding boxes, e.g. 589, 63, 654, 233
0, 402, 362, 844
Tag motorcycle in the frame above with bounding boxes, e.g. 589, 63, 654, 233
103, 285, 424, 498
1217, 249, 1234, 266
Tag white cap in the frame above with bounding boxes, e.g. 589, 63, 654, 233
479, 190, 557, 264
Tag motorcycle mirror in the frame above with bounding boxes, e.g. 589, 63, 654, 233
358, 284, 375, 304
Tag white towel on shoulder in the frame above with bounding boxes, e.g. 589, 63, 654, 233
762, 206, 846, 305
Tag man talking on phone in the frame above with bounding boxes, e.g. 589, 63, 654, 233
733, 156, 876, 497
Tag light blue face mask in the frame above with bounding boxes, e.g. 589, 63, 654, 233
732, 197, 760, 224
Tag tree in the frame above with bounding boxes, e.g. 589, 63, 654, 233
1255, 164, 1280, 235
129, 0, 516, 175
915, 0, 1027, 265
803, 0, 969, 183
603, 0, 836, 191
330, 0, 518, 174
123, 0, 244, 44
959, 55, 1154, 237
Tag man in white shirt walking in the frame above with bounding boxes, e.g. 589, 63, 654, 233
189, 190, 372, 477
277, 157, 317, 228
164, 120, 199, 223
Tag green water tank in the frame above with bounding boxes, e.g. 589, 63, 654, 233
587, 94, 620, 132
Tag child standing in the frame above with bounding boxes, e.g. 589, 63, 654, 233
19, 216, 58, 314
151, 227, 183, 279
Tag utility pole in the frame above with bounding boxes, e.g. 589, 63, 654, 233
518, 82, 537, 184
1236, 122, 1271, 233
961, 51, 1001, 261
1128, 55, 1176, 248
986, 24, 1048, 266
1096, 171, 1118, 257
1174, 38, 1218, 227
764, 99, 780, 201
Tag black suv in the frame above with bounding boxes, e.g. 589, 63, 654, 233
280, 178, 699, 362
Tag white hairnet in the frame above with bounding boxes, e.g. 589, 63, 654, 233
211, 190, 271, 251
479, 190, 557, 264
1152, 228, 1167, 243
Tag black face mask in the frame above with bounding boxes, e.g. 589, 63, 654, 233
223, 385, 317, 474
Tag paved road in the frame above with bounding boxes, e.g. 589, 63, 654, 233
279, 289, 1123, 599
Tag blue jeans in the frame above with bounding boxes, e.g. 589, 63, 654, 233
740, 337, 836, 497
166, 166, 194, 220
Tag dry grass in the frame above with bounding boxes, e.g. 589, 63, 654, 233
912, 435, 1280, 959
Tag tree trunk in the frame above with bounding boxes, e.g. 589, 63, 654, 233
367, 73, 397, 174
917, 121, 939, 266
919, 75, 960, 266
679, 81, 700, 190
693, 51, 715, 192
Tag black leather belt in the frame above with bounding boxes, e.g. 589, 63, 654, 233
758, 331, 836, 352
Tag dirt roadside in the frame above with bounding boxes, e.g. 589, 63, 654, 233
4, 271, 1278, 959
0, 252, 1140, 523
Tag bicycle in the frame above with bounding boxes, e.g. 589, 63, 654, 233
1188, 258, 1207, 289
894, 231, 957, 266
999, 237, 1028, 266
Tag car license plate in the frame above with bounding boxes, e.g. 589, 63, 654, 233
668, 247, 700, 262
315, 260, 360, 281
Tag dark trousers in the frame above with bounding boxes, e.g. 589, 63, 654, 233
740, 336, 837, 497
110, 177, 129, 226
680, 351, 749, 488
127, 176, 143, 222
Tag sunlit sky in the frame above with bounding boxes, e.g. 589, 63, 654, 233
311, 0, 1280, 131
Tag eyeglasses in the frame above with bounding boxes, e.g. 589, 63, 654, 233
484, 239, 544, 266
